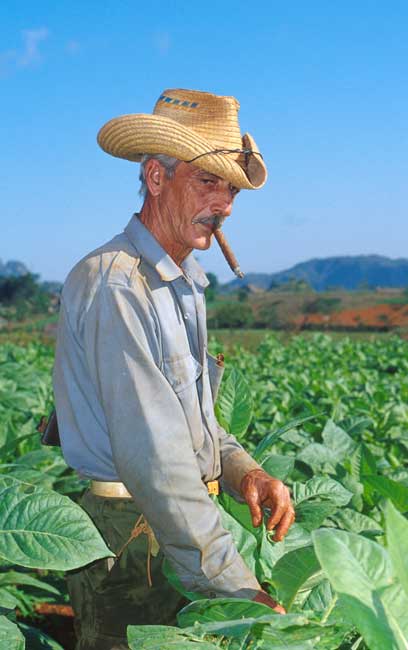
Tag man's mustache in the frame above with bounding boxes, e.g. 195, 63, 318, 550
191, 215, 226, 229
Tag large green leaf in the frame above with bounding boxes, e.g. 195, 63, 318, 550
293, 477, 353, 507
178, 601, 337, 649
379, 582, 408, 648
215, 368, 253, 438
313, 528, 406, 650
0, 615, 25, 650
329, 508, 383, 536
127, 625, 221, 649
216, 502, 257, 574
261, 454, 295, 481
177, 598, 273, 627
270, 546, 322, 610
301, 579, 334, 612
363, 475, 408, 513
384, 500, 408, 596
296, 444, 338, 472
0, 482, 114, 570
293, 478, 352, 531
322, 419, 357, 460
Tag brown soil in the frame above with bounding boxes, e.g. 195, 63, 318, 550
296, 303, 408, 330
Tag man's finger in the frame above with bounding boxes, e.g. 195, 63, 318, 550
272, 508, 295, 542
245, 486, 263, 527
266, 498, 287, 531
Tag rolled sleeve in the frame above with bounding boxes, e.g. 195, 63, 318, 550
84, 281, 261, 598
218, 426, 262, 498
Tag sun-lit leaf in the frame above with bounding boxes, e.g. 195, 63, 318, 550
384, 500, 408, 596
0, 614, 25, 650
215, 367, 253, 438
0, 482, 114, 570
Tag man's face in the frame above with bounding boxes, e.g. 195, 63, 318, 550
157, 161, 240, 257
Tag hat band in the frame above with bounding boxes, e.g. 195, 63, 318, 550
185, 147, 263, 164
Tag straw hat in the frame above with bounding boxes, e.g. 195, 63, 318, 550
97, 89, 267, 190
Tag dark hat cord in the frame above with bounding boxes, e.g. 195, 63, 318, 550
186, 148, 263, 166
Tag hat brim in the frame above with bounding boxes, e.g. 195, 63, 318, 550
97, 114, 267, 190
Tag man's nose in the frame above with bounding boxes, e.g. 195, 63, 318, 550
210, 188, 234, 217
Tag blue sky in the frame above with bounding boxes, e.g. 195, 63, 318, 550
2, 1, 407, 282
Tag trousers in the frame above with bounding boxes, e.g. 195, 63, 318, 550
66, 489, 186, 650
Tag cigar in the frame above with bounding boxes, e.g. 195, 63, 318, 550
214, 228, 244, 278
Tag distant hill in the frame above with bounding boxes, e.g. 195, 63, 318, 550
222, 255, 408, 292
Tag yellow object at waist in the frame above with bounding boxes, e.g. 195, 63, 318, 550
90, 479, 219, 498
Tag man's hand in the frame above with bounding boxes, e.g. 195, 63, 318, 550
240, 469, 295, 542
252, 590, 286, 614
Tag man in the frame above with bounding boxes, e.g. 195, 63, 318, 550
53, 89, 295, 650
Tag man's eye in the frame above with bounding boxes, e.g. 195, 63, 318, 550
200, 178, 215, 185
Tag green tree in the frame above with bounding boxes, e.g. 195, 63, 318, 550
208, 302, 253, 329
205, 272, 219, 303
0, 273, 52, 320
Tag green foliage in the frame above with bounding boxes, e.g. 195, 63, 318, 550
0, 274, 54, 322
205, 272, 219, 303
2, 335, 408, 649
303, 297, 342, 314
159, 336, 408, 649
208, 301, 254, 328
313, 523, 408, 649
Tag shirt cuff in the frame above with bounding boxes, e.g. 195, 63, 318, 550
221, 449, 262, 497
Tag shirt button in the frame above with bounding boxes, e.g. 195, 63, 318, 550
184, 314, 188, 319
205, 409, 210, 417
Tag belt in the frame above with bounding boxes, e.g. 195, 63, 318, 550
90, 479, 220, 498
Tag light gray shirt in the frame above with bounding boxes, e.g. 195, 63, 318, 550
53, 213, 261, 598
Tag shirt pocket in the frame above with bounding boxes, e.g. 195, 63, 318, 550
163, 354, 204, 453
206, 352, 225, 402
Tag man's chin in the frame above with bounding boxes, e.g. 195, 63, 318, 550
192, 234, 213, 251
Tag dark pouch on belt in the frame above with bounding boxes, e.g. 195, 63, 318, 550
37, 409, 61, 446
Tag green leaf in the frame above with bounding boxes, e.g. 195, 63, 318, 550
215, 368, 253, 438
177, 598, 273, 628
216, 503, 257, 575
127, 625, 221, 649
384, 500, 408, 596
301, 579, 334, 613
363, 475, 408, 513
295, 502, 338, 532
178, 602, 338, 649
0, 589, 19, 610
253, 414, 320, 461
0, 615, 25, 650
261, 454, 295, 481
0, 570, 60, 594
270, 546, 322, 610
0, 482, 114, 570
378, 583, 408, 648
296, 444, 338, 472
313, 528, 402, 650
329, 508, 383, 535
293, 477, 353, 508
322, 419, 357, 460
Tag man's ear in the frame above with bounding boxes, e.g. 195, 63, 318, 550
144, 159, 166, 197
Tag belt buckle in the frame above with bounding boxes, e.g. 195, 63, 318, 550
207, 480, 219, 496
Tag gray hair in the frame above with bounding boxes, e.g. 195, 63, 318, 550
139, 154, 180, 198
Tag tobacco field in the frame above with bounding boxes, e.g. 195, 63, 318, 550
0, 334, 408, 649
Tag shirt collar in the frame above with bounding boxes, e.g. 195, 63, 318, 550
124, 214, 209, 288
